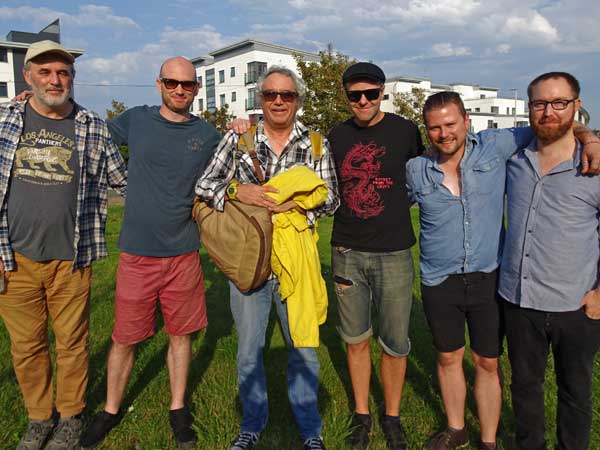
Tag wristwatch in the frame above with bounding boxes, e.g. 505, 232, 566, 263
226, 181, 239, 200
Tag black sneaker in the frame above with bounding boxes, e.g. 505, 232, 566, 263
16, 418, 55, 450
381, 415, 408, 450
169, 407, 197, 449
46, 415, 83, 450
304, 437, 327, 450
80, 410, 123, 449
348, 414, 371, 450
229, 431, 260, 450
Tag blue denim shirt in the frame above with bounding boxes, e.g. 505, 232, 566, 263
499, 141, 600, 312
406, 128, 533, 286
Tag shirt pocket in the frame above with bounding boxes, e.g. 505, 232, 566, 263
412, 183, 448, 214
471, 156, 501, 194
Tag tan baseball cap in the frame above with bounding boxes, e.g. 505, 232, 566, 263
24, 40, 75, 65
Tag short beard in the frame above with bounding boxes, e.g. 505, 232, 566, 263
31, 83, 70, 108
531, 115, 574, 145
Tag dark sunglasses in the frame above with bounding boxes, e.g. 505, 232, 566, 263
345, 88, 381, 103
261, 90, 299, 102
160, 78, 197, 92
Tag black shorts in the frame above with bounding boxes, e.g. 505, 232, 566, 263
421, 270, 503, 358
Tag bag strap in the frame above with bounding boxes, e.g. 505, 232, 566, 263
309, 130, 323, 161
237, 126, 323, 183
237, 125, 265, 184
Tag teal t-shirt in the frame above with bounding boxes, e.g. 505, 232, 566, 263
108, 105, 220, 257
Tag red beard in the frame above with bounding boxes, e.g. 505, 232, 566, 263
531, 115, 574, 144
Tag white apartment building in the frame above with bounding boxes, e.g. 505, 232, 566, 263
191, 39, 320, 122
0, 20, 83, 102
381, 76, 532, 132
191, 40, 590, 131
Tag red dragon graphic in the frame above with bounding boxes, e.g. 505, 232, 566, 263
340, 141, 386, 219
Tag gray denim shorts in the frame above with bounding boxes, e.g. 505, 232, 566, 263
331, 247, 414, 357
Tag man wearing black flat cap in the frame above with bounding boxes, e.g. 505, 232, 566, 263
328, 62, 424, 450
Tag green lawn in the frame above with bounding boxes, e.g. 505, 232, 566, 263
0, 206, 599, 450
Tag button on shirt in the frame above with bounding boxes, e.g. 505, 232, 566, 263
406, 128, 533, 286
499, 141, 600, 312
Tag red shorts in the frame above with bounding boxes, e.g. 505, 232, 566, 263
112, 251, 207, 345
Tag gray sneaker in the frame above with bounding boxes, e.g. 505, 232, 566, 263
45, 416, 83, 450
16, 419, 55, 450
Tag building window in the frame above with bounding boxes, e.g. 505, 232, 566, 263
197, 76, 202, 88
246, 88, 257, 110
506, 107, 510, 115
466, 108, 472, 112
491, 106, 499, 114
0, 82, 8, 97
220, 94, 226, 107
512, 107, 516, 115
383, 94, 389, 100
198, 98, 204, 111
516, 121, 528, 128
0, 48, 7, 62
246, 62, 267, 85
206, 69, 215, 111
480, 94, 486, 99
475, 107, 480, 112
230, 67, 235, 77
231, 92, 237, 102
219, 70, 225, 84
487, 120, 498, 129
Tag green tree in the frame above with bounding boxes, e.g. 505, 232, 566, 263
393, 87, 429, 145
201, 104, 235, 135
294, 45, 354, 135
105, 99, 127, 120
105, 99, 129, 161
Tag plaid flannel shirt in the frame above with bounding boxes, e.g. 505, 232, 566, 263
196, 120, 339, 225
0, 101, 127, 271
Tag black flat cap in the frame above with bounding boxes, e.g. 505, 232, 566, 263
342, 62, 386, 84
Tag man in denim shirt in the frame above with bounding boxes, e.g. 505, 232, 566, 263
406, 91, 600, 450
499, 72, 600, 450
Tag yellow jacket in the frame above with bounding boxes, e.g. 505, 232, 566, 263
265, 166, 329, 348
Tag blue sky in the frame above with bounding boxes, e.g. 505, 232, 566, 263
2, 0, 599, 128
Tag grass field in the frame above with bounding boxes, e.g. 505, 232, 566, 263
1, 206, 599, 450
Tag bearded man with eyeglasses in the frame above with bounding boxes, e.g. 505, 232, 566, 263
80, 56, 221, 450
499, 72, 600, 450
196, 65, 339, 450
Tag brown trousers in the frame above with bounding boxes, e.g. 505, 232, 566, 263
0, 252, 91, 419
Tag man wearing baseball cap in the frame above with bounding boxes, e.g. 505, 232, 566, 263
328, 62, 423, 450
0, 40, 127, 450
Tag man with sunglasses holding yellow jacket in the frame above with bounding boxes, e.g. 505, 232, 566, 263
80, 56, 220, 450
328, 62, 424, 450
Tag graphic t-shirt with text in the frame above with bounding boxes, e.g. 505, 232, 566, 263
328, 113, 423, 252
7, 103, 79, 261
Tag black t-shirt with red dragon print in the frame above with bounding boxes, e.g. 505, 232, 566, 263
328, 113, 423, 252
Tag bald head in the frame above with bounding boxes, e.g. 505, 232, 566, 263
159, 56, 195, 80
156, 56, 199, 119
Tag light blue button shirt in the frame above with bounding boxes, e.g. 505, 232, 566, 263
407, 128, 533, 286
499, 141, 600, 311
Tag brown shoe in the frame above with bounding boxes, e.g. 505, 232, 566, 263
477, 441, 496, 450
425, 427, 468, 450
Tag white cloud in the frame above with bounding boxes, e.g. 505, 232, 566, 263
77, 25, 229, 82
432, 42, 471, 57
496, 44, 511, 54
0, 5, 139, 31
504, 11, 559, 43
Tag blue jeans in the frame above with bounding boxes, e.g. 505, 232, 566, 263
229, 279, 322, 440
